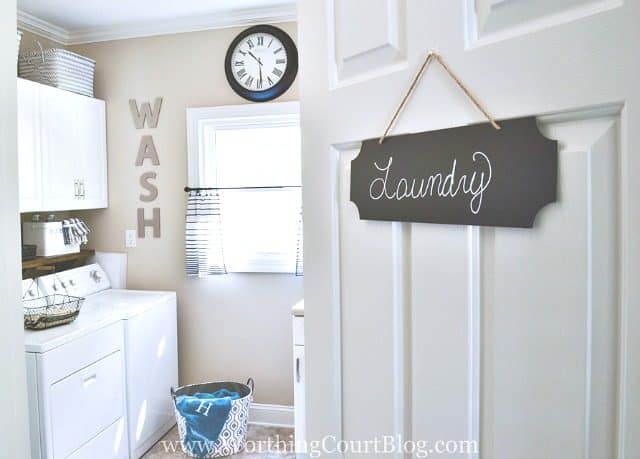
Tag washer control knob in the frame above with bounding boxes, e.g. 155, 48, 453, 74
90, 270, 102, 282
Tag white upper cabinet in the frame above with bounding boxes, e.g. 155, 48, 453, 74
73, 94, 107, 209
17, 78, 41, 213
39, 83, 83, 211
18, 78, 108, 212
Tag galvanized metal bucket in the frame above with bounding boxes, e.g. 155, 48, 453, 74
171, 378, 254, 458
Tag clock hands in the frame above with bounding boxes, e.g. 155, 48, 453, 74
247, 50, 264, 89
248, 51, 263, 66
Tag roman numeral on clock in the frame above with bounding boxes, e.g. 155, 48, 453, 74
235, 61, 244, 67
276, 59, 286, 64
272, 68, 283, 77
245, 75, 255, 87
237, 68, 247, 79
247, 39, 254, 49
257, 36, 264, 46
274, 47, 283, 54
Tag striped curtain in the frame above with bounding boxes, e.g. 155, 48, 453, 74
185, 189, 304, 276
185, 190, 227, 276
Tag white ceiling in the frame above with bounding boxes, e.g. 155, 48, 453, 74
17, 0, 297, 44
18, 0, 294, 29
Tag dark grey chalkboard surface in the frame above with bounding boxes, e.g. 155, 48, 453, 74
350, 117, 557, 228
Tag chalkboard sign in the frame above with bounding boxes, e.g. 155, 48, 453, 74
350, 117, 557, 228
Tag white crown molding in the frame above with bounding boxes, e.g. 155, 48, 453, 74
17, 10, 71, 45
17, 4, 297, 46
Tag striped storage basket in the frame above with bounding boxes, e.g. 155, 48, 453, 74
18, 44, 95, 97
171, 379, 254, 458
17, 31, 22, 61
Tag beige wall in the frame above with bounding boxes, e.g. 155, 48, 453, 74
66, 24, 301, 405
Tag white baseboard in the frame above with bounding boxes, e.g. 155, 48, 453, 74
249, 403, 294, 428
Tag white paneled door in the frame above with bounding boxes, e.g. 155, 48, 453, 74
299, 1, 639, 458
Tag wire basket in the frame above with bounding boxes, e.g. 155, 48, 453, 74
23, 279, 84, 330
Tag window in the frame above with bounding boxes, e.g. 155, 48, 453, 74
186, 102, 302, 274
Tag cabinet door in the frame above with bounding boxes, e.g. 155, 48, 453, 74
17, 78, 41, 212
39, 84, 81, 211
74, 96, 108, 210
40, 85, 108, 211
293, 345, 306, 448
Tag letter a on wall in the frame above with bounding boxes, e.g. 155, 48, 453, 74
136, 135, 160, 166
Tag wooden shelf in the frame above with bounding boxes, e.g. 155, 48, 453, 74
22, 249, 95, 279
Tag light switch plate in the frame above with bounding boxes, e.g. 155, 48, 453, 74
125, 229, 137, 248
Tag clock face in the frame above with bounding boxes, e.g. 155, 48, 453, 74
231, 33, 287, 91
225, 25, 298, 102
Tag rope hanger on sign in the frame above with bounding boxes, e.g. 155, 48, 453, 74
379, 50, 501, 144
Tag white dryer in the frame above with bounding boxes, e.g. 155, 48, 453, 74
25, 263, 178, 459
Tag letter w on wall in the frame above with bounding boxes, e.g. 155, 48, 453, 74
129, 97, 163, 129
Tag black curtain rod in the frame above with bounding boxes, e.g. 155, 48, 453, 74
184, 185, 302, 192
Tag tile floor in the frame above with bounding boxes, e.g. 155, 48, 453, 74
143, 425, 296, 458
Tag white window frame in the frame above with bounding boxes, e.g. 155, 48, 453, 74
186, 101, 301, 273
187, 101, 300, 188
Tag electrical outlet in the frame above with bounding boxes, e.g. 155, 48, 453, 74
125, 230, 137, 248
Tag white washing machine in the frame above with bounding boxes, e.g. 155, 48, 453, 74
24, 262, 178, 459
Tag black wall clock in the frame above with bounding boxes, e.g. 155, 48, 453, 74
225, 25, 298, 102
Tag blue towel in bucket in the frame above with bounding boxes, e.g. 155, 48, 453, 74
176, 389, 240, 456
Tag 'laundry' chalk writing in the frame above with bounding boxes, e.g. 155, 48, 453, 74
368, 151, 492, 214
